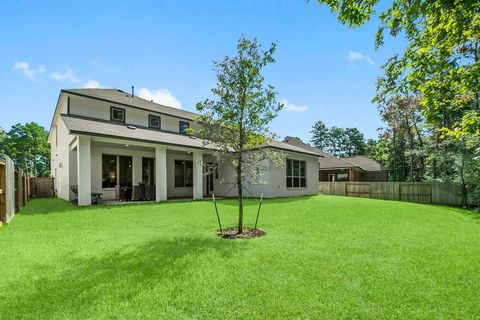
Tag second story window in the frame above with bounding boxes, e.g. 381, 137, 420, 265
179, 121, 190, 133
149, 115, 161, 129
110, 107, 125, 123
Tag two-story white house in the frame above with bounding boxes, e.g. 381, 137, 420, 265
48, 88, 319, 205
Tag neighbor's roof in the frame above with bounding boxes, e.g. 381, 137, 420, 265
62, 88, 197, 121
283, 137, 358, 169
342, 156, 388, 171
62, 114, 320, 156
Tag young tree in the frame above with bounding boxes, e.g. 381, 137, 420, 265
1, 122, 50, 177
193, 36, 283, 234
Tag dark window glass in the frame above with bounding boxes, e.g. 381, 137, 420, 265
102, 155, 117, 188
111, 107, 125, 122
185, 161, 193, 187
300, 161, 306, 176
179, 121, 190, 133
119, 156, 133, 187
293, 161, 300, 176
286, 177, 292, 188
300, 178, 306, 188
149, 115, 161, 129
286, 159, 307, 188
293, 177, 300, 188
174, 160, 193, 187
142, 158, 155, 185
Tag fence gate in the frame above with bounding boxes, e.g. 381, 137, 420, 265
29, 177, 55, 198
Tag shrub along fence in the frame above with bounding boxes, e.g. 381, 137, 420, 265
319, 181, 463, 206
0, 155, 30, 225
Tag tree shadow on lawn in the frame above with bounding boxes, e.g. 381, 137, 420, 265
218, 195, 318, 207
3, 236, 244, 319
19, 198, 94, 215
19, 198, 170, 216
455, 207, 480, 224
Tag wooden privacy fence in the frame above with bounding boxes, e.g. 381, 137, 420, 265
0, 155, 30, 225
29, 177, 55, 198
319, 181, 463, 206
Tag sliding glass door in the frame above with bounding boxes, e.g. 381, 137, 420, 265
101, 154, 133, 201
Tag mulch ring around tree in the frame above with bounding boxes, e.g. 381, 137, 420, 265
217, 227, 266, 239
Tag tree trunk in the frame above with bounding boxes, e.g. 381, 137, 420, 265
460, 152, 468, 208
237, 155, 243, 234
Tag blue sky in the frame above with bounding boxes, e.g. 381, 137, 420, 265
0, 0, 404, 141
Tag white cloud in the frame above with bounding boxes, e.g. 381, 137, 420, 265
12, 61, 46, 80
50, 67, 81, 83
82, 79, 101, 88
281, 99, 308, 112
138, 88, 182, 109
348, 50, 375, 65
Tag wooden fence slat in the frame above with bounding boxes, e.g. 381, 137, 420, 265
28, 177, 55, 198
319, 181, 463, 206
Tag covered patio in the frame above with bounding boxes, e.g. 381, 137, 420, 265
69, 135, 208, 206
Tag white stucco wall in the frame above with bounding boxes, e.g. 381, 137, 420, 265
268, 152, 319, 197
209, 152, 318, 199
50, 101, 74, 201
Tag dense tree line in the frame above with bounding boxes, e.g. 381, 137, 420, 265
0, 122, 50, 177
310, 121, 366, 157
312, 0, 480, 206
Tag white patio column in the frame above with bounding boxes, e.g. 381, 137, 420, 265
155, 146, 167, 201
77, 136, 91, 206
193, 151, 203, 200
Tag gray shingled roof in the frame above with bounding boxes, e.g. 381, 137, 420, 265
342, 156, 388, 171
283, 137, 359, 169
63, 88, 197, 120
62, 115, 319, 156
62, 115, 205, 148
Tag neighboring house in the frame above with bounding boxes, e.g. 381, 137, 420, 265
48, 88, 320, 206
284, 137, 389, 182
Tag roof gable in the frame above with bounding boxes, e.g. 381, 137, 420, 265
62, 88, 197, 121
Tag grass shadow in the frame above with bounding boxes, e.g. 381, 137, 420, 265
19, 198, 87, 215
217, 195, 319, 207
2, 235, 244, 319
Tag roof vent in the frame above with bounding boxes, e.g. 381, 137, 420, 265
127, 125, 137, 130
189, 135, 197, 139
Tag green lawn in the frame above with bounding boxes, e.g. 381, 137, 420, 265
1, 196, 479, 319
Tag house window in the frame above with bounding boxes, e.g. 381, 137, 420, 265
142, 158, 155, 185
179, 121, 190, 133
110, 107, 125, 122
174, 160, 193, 187
102, 155, 117, 188
286, 159, 306, 188
149, 115, 161, 129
